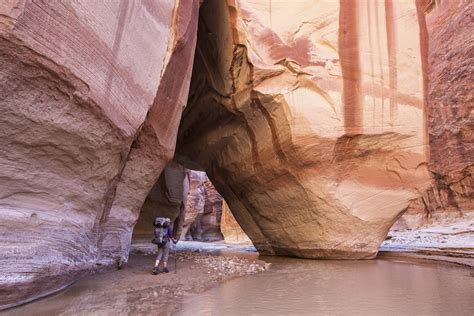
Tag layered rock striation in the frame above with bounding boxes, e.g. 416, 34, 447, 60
132, 161, 189, 241
181, 170, 208, 239
182, 171, 225, 241
221, 201, 251, 243
1, 0, 472, 310
177, 0, 432, 258
0, 0, 199, 309
425, 0, 473, 214
394, 0, 473, 229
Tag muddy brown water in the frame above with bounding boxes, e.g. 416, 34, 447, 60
2, 253, 473, 315
177, 257, 474, 316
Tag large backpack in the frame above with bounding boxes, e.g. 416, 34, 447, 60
152, 217, 170, 247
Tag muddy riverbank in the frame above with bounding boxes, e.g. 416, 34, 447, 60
2, 243, 266, 316
2, 223, 473, 316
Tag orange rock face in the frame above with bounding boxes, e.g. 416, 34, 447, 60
221, 201, 251, 243
181, 170, 207, 239
426, 1, 473, 212
183, 172, 224, 242
177, 0, 432, 258
1, 0, 472, 310
393, 0, 473, 229
0, 0, 199, 308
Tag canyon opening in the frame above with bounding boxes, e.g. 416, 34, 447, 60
0, 0, 472, 315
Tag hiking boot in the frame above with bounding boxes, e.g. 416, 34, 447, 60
163, 267, 169, 273
152, 267, 159, 275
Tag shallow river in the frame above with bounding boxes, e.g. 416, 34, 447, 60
178, 257, 474, 316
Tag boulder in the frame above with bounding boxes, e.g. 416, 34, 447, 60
0, 0, 199, 309
177, 0, 432, 258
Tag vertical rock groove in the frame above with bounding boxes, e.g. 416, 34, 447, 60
415, 0, 430, 161
385, 0, 398, 126
339, 0, 362, 135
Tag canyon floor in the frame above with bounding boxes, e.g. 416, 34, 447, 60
2, 242, 266, 316
2, 216, 473, 315
380, 213, 474, 267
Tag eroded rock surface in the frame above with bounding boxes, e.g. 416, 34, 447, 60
183, 172, 224, 242
177, 0, 432, 258
393, 0, 473, 230
132, 161, 189, 241
181, 170, 208, 239
221, 201, 251, 243
0, 0, 199, 309
426, 1, 473, 211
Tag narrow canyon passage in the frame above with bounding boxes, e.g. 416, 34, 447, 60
3, 246, 473, 316
0, 0, 472, 312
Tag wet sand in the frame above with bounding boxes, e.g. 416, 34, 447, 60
2, 244, 266, 316
380, 213, 474, 267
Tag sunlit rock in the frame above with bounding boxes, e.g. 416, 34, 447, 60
221, 201, 251, 243
183, 172, 224, 242
181, 170, 208, 239
392, 0, 473, 229
177, 0, 432, 258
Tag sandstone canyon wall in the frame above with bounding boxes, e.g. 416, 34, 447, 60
394, 0, 473, 229
182, 171, 225, 241
132, 162, 189, 241
177, 0, 432, 258
221, 201, 252, 243
0, 0, 199, 309
425, 0, 472, 214
1, 0, 472, 310
181, 170, 208, 239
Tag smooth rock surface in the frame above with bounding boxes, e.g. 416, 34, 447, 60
0, 0, 199, 309
177, 0, 432, 258
221, 201, 251, 243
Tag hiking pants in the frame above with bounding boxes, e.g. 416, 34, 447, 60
156, 242, 171, 263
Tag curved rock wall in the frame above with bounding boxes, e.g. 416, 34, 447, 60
177, 0, 432, 258
0, 0, 199, 309
189, 179, 224, 241
1, 0, 472, 310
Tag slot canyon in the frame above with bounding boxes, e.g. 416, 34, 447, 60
0, 0, 472, 312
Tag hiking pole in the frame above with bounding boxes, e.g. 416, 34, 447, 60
174, 243, 177, 274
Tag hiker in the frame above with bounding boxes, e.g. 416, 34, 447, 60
152, 217, 177, 274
